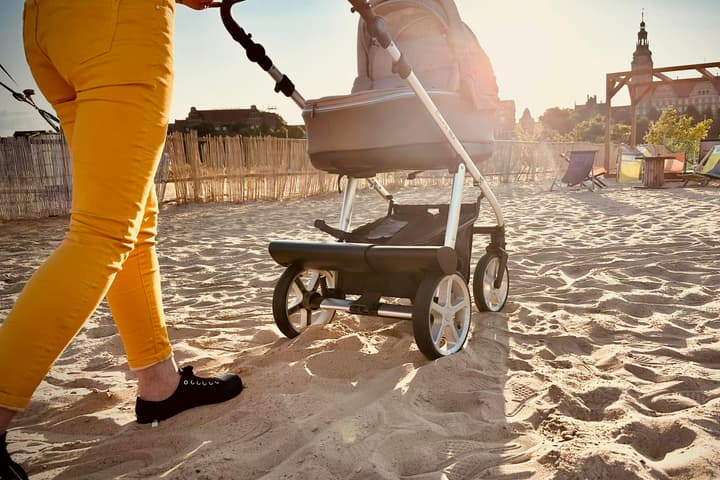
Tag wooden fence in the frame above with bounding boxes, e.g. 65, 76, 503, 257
0, 133, 619, 220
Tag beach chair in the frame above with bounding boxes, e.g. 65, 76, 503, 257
618, 145, 643, 183
550, 150, 605, 191
681, 145, 720, 186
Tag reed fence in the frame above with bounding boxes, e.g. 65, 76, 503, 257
0, 133, 619, 220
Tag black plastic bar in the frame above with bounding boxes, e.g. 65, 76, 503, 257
219, 0, 297, 98
269, 241, 457, 275
347, 0, 393, 48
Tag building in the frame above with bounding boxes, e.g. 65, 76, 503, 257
170, 105, 285, 133
495, 99, 516, 140
574, 94, 631, 123
630, 17, 720, 119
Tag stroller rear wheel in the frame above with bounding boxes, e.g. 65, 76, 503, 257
272, 264, 336, 338
412, 273, 472, 359
472, 252, 509, 312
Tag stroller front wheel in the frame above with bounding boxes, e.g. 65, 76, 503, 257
472, 252, 510, 312
412, 273, 472, 359
272, 264, 337, 338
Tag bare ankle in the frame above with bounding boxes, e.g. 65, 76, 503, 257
135, 357, 180, 401
0, 407, 16, 436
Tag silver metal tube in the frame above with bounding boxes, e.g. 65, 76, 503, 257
384, 43, 505, 228
320, 298, 413, 320
338, 177, 359, 231
268, 66, 306, 109
444, 163, 466, 248
368, 177, 392, 200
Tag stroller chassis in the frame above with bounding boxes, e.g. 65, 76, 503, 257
219, 0, 509, 359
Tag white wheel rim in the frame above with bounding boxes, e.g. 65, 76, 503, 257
286, 270, 334, 332
482, 257, 508, 311
428, 274, 471, 356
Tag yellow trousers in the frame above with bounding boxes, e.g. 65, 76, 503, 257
0, 0, 176, 411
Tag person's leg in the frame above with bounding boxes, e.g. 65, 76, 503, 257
1, 0, 242, 435
107, 187, 180, 401
0, 0, 175, 414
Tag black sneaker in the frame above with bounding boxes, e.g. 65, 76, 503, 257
135, 366, 243, 424
0, 433, 28, 480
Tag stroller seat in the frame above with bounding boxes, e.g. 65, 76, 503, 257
303, 0, 499, 178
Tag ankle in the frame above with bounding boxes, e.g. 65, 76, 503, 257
0, 407, 16, 436
136, 357, 180, 402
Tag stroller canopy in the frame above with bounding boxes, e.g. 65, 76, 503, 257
351, 0, 499, 110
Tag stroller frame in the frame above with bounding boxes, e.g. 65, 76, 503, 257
220, 0, 509, 359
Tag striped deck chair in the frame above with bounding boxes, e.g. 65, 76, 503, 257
681, 145, 720, 186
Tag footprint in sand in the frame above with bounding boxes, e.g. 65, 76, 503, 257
615, 420, 697, 461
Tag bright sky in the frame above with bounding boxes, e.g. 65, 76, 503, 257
1, 0, 719, 136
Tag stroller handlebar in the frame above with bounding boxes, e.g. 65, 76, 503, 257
348, 0, 393, 49
217, 0, 304, 106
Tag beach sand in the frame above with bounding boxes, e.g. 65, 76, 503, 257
1, 180, 719, 479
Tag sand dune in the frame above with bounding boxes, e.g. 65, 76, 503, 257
1, 180, 719, 479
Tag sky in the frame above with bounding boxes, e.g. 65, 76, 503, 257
1, 0, 719, 136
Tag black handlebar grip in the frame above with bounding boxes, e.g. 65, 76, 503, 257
348, 0, 393, 48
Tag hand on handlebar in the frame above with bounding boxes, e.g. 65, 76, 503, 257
178, 0, 220, 10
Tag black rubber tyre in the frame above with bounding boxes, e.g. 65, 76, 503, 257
272, 264, 336, 338
472, 252, 510, 312
412, 273, 472, 359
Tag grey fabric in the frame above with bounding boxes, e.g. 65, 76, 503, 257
305, 0, 499, 177
303, 89, 495, 177
352, 0, 498, 109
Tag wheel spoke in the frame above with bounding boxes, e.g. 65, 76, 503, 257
294, 277, 309, 294
430, 316, 443, 344
287, 301, 302, 316
446, 322, 461, 345
449, 297, 466, 315
430, 301, 444, 318
440, 280, 452, 307
299, 308, 311, 328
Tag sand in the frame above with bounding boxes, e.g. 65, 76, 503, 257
1, 180, 719, 479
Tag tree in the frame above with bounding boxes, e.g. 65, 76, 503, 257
684, 105, 702, 123
611, 123, 631, 144
539, 107, 576, 136
636, 116, 650, 141
571, 114, 631, 144
571, 114, 606, 143
519, 108, 535, 134
286, 125, 306, 138
707, 108, 720, 140
643, 106, 713, 162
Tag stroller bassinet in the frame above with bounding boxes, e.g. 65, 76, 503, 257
304, 0, 499, 177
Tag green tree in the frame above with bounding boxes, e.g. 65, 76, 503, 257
708, 108, 720, 140
643, 106, 712, 162
539, 107, 576, 136
684, 105, 702, 123
636, 116, 650, 141
571, 114, 631, 144
571, 114, 606, 143
286, 125, 306, 138
646, 107, 661, 122
611, 123, 631, 144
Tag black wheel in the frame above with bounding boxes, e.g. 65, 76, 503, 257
472, 252, 509, 312
412, 273, 472, 359
272, 265, 336, 338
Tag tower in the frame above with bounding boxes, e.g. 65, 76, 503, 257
631, 12, 653, 75
628, 12, 654, 144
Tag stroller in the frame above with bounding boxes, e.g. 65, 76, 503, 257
219, 0, 509, 359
